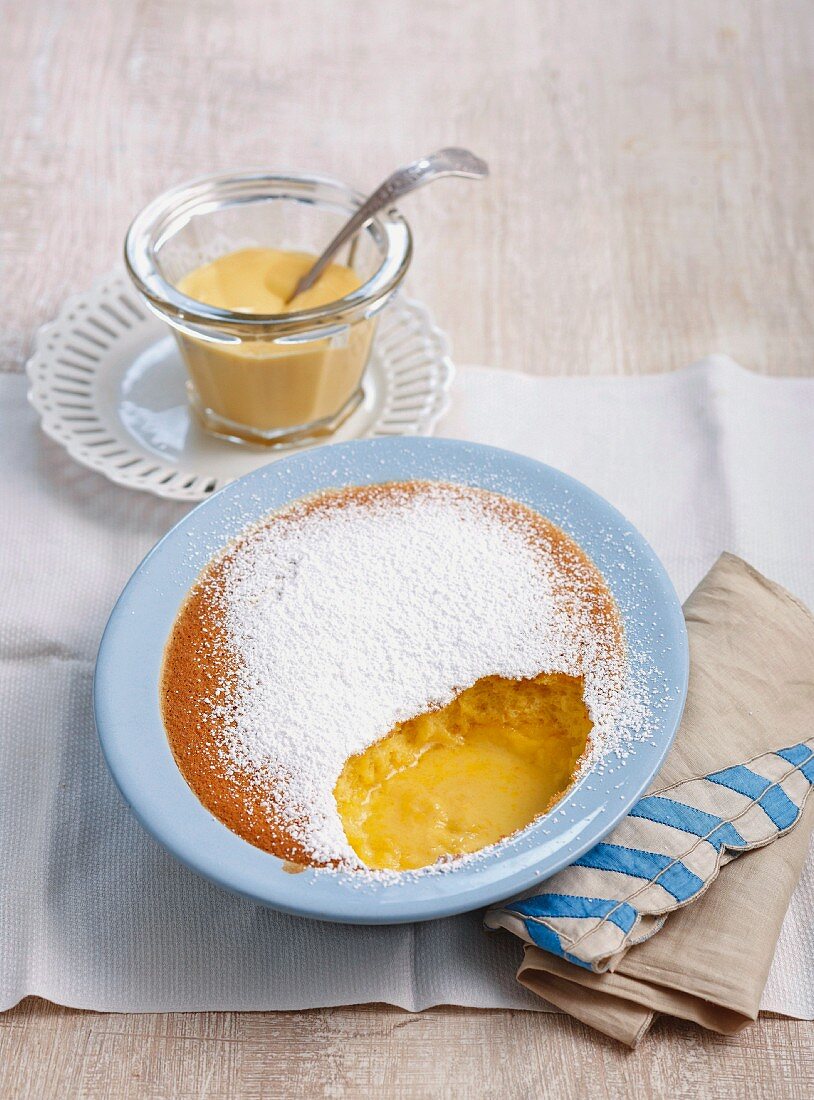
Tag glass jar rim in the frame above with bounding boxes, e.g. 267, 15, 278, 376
124, 170, 413, 336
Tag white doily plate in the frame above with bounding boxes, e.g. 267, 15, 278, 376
26, 270, 454, 502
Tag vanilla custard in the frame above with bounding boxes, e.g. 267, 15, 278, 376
175, 248, 373, 442
161, 482, 626, 872
334, 673, 592, 871
179, 248, 361, 315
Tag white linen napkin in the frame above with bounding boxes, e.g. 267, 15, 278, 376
1, 354, 812, 1015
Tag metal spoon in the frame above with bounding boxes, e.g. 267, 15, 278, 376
286, 147, 489, 303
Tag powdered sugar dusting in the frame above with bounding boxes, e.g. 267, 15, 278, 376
206, 482, 642, 869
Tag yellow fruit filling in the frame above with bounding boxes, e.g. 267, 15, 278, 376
334, 673, 592, 871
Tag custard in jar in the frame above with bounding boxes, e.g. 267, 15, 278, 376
124, 171, 412, 446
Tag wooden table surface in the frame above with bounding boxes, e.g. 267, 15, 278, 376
2, 1, 813, 1096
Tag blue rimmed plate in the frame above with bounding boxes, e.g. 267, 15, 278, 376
94, 437, 688, 924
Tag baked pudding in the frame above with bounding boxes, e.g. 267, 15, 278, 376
161, 481, 626, 872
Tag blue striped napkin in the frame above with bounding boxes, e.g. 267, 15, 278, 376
485, 740, 814, 972
484, 554, 814, 1044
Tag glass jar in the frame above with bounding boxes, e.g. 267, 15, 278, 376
124, 171, 412, 446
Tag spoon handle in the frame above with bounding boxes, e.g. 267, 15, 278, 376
288, 147, 488, 302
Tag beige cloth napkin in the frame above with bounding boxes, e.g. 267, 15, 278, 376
499, 554, 814, 1045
